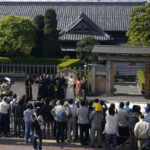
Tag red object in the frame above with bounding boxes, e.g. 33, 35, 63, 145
129, 62, 136, 66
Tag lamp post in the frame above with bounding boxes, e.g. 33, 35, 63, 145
83, 62, 88, 76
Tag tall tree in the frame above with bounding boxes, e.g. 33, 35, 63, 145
126, 3, 150, 46
42, 9, 61, 57
0, 15, 37, 57
31, 15, 44, 57
76, 36, 98, 65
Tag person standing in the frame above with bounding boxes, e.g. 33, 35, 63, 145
89, 106, 104, 148
117, 102, 129, 145
75, 77, 81, 100
56, 73, 66, 99
25, 74, 33, 101
51, 100, 67, 143
80, 76, 87, 101
66, 75, 75, 100
0, 96, 10, 136
31, 114, 43, 150
77, 101, 89, 146
66, 99, 78, 142
13, 99, 24, 138
41, 98, 53, 139
128, 105, 139, 150
1, 80, 10, 96
24, 103, 34, 143
49, 75, 56, 99
134, 114, 150, 150
104, 105, 118, 150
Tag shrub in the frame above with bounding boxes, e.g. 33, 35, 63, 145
57, 59, 80, 70
137, 70, 145, 90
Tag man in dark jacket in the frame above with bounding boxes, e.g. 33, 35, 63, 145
31, 114, 42, 150
41, 98, 54, 139
25, 74, 33, 101
56, 73, 66, 100
12, 99, 24, 137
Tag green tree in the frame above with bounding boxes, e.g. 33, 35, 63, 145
126, 3, 150, 46
76, 36, 97, 64
0, 15, 37, 56
31, 15, 44, 57
42, 9, 61, 57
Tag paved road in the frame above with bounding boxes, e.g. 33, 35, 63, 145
11, 81, 38, 100
114, 82, 141, 96
11, 81, 150, 112
0, 138, 101, 150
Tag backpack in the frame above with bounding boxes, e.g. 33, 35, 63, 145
129, 113, 139, 129
58, 110, 67, 122
34, 113, 45, 130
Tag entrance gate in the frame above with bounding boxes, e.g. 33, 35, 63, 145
92, 45, 150, 96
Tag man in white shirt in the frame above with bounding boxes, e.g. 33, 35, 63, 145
0, 96, 10, 136
66, 99, 77, 142
51, 100, 67, 143
134, 114, 150, 150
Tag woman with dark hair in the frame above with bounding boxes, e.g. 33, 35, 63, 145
128, 105, 140, 150
104, 103, 118, 150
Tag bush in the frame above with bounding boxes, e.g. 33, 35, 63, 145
0, 57, 81, 70
57, 59, 80, 70
137, 70, 145, 90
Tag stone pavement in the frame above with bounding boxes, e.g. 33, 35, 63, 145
0, 137, 130, 150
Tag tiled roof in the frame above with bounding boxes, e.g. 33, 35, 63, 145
59, 13, 111, 41
92, 45, 150, 55
0, 2, 146, 32
59, 33, 110, 41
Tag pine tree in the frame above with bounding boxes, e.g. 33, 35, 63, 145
42, 9, 61, 57
31, 15, 44, 57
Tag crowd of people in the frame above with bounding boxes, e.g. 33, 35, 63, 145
0, 74, 150, 150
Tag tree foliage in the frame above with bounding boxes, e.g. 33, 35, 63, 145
42, 9, 61, 57
76, 36, 98, 64
0, 15, 37, 56
126, 3, 150, 46
31, 15, 44, 57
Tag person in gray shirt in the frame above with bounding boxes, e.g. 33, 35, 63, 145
77, 101, 89, 145
23, 103, 34, 143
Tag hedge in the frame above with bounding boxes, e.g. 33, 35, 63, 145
0, 57, 68, 64
0, 57, 81, 70
57, 59, 81, 70
137, 70, 145, 90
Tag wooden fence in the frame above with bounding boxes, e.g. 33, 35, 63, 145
0, 63, 57, 76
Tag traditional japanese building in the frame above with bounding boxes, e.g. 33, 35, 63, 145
0, 1, 147, 54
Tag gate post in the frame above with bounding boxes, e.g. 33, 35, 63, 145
91, 65, 96, 94
106, 60, 112, 96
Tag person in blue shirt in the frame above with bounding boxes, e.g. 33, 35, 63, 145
124, 101, 132, 113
